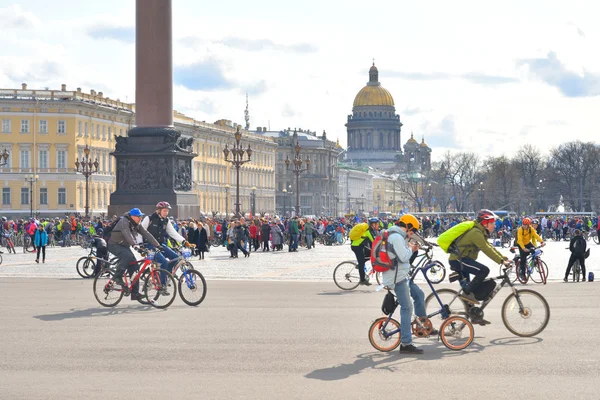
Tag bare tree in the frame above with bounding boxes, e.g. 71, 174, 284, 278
482, 156, 519, 210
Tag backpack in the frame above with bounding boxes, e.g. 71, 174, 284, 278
102, 218, 121, 240
349, 223, 368, 241
370, 230, 399, 272
381, 291, 397, 315
437, 221, 475, 254
588, 272, 594, 282
572, 236, 585, 254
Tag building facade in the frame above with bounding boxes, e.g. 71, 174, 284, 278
338, 166, 373, 217
0, 84, 277, 218
252, 128, 341, 217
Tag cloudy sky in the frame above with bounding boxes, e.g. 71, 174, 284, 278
1, 0, 599, 160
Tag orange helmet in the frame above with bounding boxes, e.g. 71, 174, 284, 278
398, 214, 420, 231
522, 217, 531, 225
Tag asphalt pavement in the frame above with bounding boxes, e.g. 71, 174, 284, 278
0, 278, 598, 399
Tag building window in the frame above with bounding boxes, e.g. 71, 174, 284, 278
21, 119, 29, 133
39, 188, 48, 205
58, 188, 66, 205
97, 188, 102, 206
20, 150, 30, 169
278, 152, 283, 161
57, 150, 66, 169
1, 119, 10, 133
79, 186, 83, 207
102, 125, 106, 140
103, 188, 107, 206
39, 150, 48, 168
39, 120, 48, 134
21, 187, 29, 205
78, 121, 82, 135
2, 188, 10, 205
96, 124, 100, 138
108, 126, 112, 139
58, 120, 66, 134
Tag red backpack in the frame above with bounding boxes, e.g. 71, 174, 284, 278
370, 230, 399, 272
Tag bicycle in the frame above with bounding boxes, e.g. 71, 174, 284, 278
512, 246, 548, 284
368, 262, 475, 352
591, 229, 599, 245
76, 246, 118, 279
333, 259, 381, 290
425, 261, 550, 337
93, 247, 177, 309
170, 246, 208, 306
23, 234, 35, 253
409, 243, 446, 284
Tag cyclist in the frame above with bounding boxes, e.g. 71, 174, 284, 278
381, 214, 427, 354
516, 217, 545, 279
564, 229, 587, 282
107, 208, 161, 301
140, 201, 190, 285
350, 217, 380, 286
448, 210, 510, 308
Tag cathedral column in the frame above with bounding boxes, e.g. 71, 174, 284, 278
382, 132, 386, 149
396, 132, 400, 150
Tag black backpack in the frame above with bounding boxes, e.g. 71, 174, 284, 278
102, 218, 121, 240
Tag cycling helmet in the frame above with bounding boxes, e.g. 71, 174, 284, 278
156, 201, 172, 210
477, 209, 498, 223
522, 217, 531, 225
368, 217, 379, 224
532, 219, 539, 224
1, 217, 6, 222
398, 214, 419, 231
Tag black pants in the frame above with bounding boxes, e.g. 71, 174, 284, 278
198, 251, 205, 260
36, 245, 46, 261
263, 239, 270, 251
518, 243, 536, 276
107, 244, 140, 294
565, 253, 586, 279
449, 258, 489, 294
252, 237, 259, 251
351, 245, 367, 281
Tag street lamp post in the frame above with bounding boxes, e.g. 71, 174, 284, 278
251, 186, 256, 217
347, 192, 351, 214
282, 188, 287, 216
285, 140, 310, 216
224, 184, 230, 218
0, 149, 9, 167
223, 126, 252, 218
477, 181, 484, 211
24, 174, 39, 218
75, 145, 99, 219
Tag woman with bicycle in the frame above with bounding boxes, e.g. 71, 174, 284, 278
564, 229, 587, 282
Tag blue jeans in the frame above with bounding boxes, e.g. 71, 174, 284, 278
147, 243, 179, 284
291, 234, 299, 250
394, 280, 426, 345
306, 234, 313, 248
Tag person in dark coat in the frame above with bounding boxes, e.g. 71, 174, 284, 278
261, 221, 271, 251
187, 221, 199, 254
196, 221, 208, 260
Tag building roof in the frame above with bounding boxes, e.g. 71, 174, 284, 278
352, 64, 395, 108
406, 132, 418, 144
420, 137, 429, 148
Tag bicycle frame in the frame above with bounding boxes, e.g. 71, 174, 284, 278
120, 258, 154, 293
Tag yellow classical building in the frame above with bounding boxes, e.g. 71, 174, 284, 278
0, 84, 276, 218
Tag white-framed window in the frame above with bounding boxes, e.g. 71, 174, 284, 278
20, 149, 30, 169
58, 120, 66, 134
39, 149, 48, 168
97, 188, 101, 206
21, 119, 29, 133
108, 126, 112, 139
57, 150, 66, 169
78, 121, 82, 135
1, 119, 10, 133
2, 188, 10, 205
96, 125, 100, 138
39, 120, 48, 134
39, 188, 48, 205
103, 188, 107, 206
58, 188, 66, 205
84, 122, 88, 137
102, 125, 106, 140
21, 187, 29, 205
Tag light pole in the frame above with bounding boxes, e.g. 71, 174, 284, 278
224, 184, 230, 218
0, 149, 9, 167
223, 126, 252, 218
347, 192, 351, 214
251, 186, 256, 217
24, 174, 39, 218
285, 140, 310, 216
75, 145, 99, 219
477, 181, 484, 211
282, 188, 287, 216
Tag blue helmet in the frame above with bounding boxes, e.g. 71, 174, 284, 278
368, 217, 379, 224
129, 208, 144, 217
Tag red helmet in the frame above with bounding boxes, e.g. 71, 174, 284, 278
477, 209, 498, 223
522, 217, 531, 225
156, 201, 172, 210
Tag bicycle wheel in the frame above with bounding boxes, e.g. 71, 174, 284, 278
0, 253, 2, 265
535, 260, 548, 285
76, 257, 96, 279
501, 289, 550, 337
178, 269, 207, 306
427, 261, 447, 284
375, 271, 382, 285
333, 261, 361, 290
368, 317, 401, 352
516, 263, 529, 284
144, 269, 177, 309
425, 289, 468, 325
594, 233, 600, 245
573, 262, 580, 282
93, 268, 124, 307
23, 237, 35, 253
439, 315, 474, 350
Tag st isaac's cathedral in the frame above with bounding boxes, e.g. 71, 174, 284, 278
345, 63, 431, 171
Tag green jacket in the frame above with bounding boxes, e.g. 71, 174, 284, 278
304, 222, 314, 235
288, 220, 299, 235
449, 221, 505, 264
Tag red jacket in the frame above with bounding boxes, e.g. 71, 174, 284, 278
249, 225, 258, 238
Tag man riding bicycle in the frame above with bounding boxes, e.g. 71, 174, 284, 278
516, 217, 545, 279
107, 208, 161, 302
350, 217, 380, 286
448, 210, 510, 311
141, 201, 191, 285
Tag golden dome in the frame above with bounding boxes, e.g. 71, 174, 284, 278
352, 63, 395, 107
420, 137, 429, 148
406, 133, 418, 144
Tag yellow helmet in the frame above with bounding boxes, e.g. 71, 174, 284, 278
398, 214, 419, 231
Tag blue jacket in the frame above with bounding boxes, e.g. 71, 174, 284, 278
34, 229, 48, 247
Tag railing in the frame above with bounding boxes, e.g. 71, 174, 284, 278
0, 89, 135, 112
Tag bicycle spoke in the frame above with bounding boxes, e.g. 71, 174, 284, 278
502, 290, 550, 337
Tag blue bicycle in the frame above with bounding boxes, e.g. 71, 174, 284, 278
368, 262, 475, 351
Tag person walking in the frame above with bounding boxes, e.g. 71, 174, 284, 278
34, 224, 48, 263
288, 217, 299, 252
196, 221, 208, 260
261, 220, 271, 251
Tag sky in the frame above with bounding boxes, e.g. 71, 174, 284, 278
1, 0, 600, 160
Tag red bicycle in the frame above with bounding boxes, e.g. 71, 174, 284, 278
93, 247, 177, 309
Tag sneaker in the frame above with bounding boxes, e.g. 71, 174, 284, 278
35, 259, 39, 263
112, 276, 126, 287
399, 344, 424, 354
159, 286, 170, 296
359, 279, 372, 286
475, 319, 491, 326
563, 277, 568, 283
459, 292, 480, 304
582, 278, 587, 282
